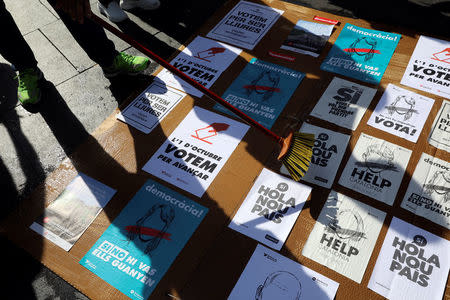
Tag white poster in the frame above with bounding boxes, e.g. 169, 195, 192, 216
400, 36, 450, 99
368, 217, 450, 300
206, 1, 283, 50
156, 36, 241, 97
310, 77, 377, 130
142, 106, 249, 197
229, 168, 311, 250
302, 190, 386, 283
401, 153, 450, 229
228, 244, 339, 300
116, 81, 186, 134
428, 100, 450, 152
338, 133, 412, 205
367, 84, 434, 143
30, 173, 116, 251
281, 123, 350, 188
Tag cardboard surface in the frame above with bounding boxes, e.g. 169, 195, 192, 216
1, 0, 449, 299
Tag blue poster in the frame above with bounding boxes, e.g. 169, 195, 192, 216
321, 24, 401, 85
214, 58, 305, 129
80, 179, 208, 300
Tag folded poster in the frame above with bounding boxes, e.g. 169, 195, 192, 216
428, 100, 450, 153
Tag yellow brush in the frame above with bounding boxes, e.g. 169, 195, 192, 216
90, 14, 315, 181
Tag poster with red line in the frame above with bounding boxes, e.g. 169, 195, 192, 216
214, 58, 305, 129
80, 180, 207, 300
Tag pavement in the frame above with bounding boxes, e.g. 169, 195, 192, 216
0, 0, 448, 299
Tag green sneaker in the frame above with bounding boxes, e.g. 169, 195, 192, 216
103, 52, 150, 78
15, 68, 42, 105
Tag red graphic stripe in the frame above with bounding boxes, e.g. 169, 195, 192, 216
343, 48, 381, 54
313, 15, 339, 25
243, 85, 280, 92
125, 226, 171, 240
268, 50, 296, 62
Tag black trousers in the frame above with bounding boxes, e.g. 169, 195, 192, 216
1, 0, 118, 71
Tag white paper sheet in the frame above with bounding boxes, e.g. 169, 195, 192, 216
302, 190, 386, 283
400, 36, 450, 99
338, 133, 412, 205
206, 1, 283, 50
401, 153, 450, 229
229, 168, 311, 250
228, 244, 339, 300
156, 36, 241, 97
30, 173, 116, 251
367, 84, 434, 143
310, 77, 377, 130
142, 106, 249, 197
281, 123, 350, 188
368, 217, 450, 300
116, 81, 186, 134
428, 100, 450, 153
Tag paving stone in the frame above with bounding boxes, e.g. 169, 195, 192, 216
23, 29, 78, 86
40, 19, 129, 73
4, 0, 57, 35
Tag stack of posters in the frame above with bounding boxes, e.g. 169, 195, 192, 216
228, 244, 339, 300
401, 153, 450, 229
310, 77, 377, 130
206, 0, 283, 50
367, 84, 434, 143
280, 123, 350, 188
116, 81, 186, 134
400, 35, 450, 99
280, 19, 334, 57
80, 180, 208, 300
428, 100, 450, 152
156, 36, 241, 98
229, 168, 311, 250
30, 173, 116, 251
338, 133, 412, 205
321, 24, 401, 85
368, 217, 450, 300
214, 58, 305, 129
142, 106, 249, 197
302, 191, 386, 283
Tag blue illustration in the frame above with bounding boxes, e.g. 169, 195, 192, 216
321, 24, 401, 85
80, 180, 208, 300
214, 58, 305, 129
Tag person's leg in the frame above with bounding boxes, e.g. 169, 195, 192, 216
0, 0, 42, 106
0, 0, 38, 71
48, 0, 150, 77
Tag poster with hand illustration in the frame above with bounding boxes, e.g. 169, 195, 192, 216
320, 24, 400, 85
280, 123, 350, 188
302, 190, 386, 283
401, 153, 450, 229
367, 84, 434, 143
229, 168, 311, 250
142, 106, 249, 197
338, 133, 412, 205
310, 77, 377, 130
228, 244, 339, 300
214, 58, 305, 129
80, 180, 208, 300
368, 217, 450, 300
